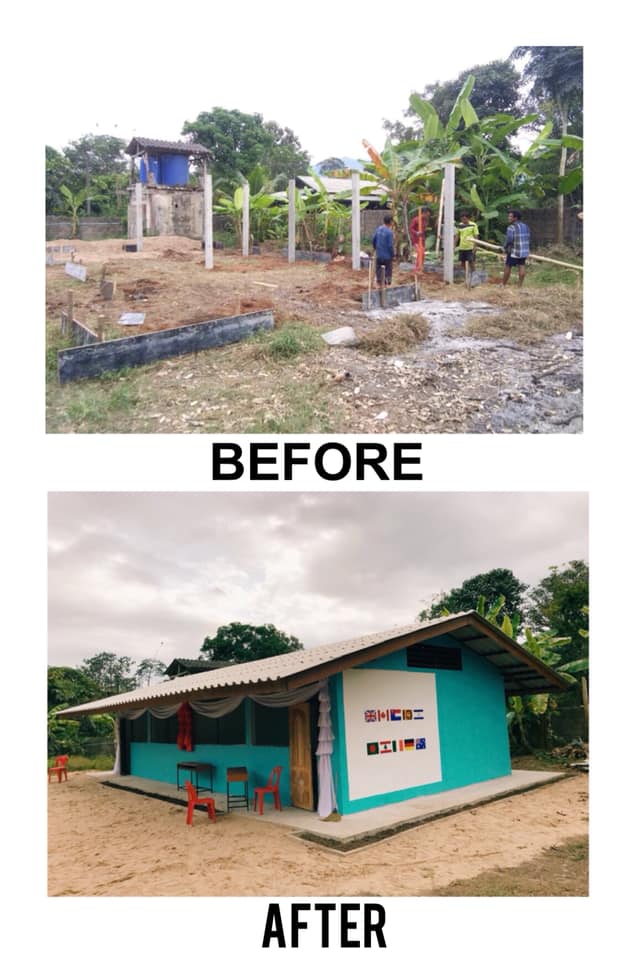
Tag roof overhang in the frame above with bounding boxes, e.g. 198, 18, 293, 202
125, 137, 211, 158
56, 611, 569, 719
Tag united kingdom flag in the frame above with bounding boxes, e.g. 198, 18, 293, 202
364, 710, 377, 723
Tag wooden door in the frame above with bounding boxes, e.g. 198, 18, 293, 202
288, 702, 314, 810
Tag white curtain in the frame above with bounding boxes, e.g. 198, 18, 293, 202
111, 718, 121, 775
315, 680, 337, 818
117, 682, 324, 721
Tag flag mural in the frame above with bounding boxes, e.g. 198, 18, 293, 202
343, 669, 442, 801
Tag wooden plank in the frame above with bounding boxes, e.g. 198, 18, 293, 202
58, 309, 274, 384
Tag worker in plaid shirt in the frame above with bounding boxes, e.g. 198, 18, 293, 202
502, 209, 531, 287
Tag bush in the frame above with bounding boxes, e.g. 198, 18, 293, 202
251, 322, 325, 360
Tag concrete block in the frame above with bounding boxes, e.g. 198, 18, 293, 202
65, 262, 87, 282
322, 326, 358, 346
363, 285, 419, 309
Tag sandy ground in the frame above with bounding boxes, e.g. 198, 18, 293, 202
48, 771, 588, 897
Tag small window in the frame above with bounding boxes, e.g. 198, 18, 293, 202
253, 703, 289, 746
192, 712, 219, 745
129, 713, 148, 742
218, 704, 246, 744
149, 713, 178, 743
406, 643, 462, 670
191, 705, 246, 745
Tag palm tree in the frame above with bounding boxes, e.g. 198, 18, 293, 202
511, 46, 583, 242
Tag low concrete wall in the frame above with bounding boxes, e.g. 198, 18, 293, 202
46, 217, 124, 241
58, 309, 274, 384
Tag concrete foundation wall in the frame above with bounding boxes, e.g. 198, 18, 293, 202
58, 309, 274, 383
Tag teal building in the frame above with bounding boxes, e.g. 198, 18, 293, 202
58, 612, 567, 816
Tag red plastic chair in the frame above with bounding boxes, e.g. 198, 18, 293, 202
48, 754, 69, 783
185, 780, 217, 826
253, 765, 283, 815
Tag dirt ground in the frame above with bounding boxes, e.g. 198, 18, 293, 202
46, 236, 583, 434
47, 770, 588, 897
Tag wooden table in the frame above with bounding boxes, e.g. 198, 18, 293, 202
176, 761, 214, 793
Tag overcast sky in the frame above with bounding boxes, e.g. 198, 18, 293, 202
39, 9, 538, 163
48, 491, 588, 669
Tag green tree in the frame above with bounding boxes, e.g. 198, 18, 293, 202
80, 651, 136, 696
262, 120, 310, 187
59, 185, 95, 237
48, 666, 101, 711
46, 146, 74, 214
525, 561, 588, 665
200, 622, 303, 664
134, 658, 167, 687
183, 108, 309, 190
383, 60, 521, 143
420, 568, 528, 623
62, 134, 128, 213
510, 46, 583, 240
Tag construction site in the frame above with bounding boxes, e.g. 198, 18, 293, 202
45, 229, 582, 435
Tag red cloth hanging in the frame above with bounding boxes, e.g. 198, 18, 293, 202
177, 703, 193, 752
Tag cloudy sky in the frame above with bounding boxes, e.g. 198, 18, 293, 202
36, 8, 574, 163
48, 491, 588, 669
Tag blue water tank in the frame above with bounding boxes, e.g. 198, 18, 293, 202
139, 154, 160, 184
159, 154, 189, 186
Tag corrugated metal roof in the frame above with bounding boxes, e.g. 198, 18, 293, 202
56, 611, 568, 718
125, 137, 212, 157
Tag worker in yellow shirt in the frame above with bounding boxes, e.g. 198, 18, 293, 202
455, 212, 479, 287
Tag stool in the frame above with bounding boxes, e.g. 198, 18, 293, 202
226, 766, 249, 810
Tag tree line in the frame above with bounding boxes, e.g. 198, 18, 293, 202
46, 46, 582, 245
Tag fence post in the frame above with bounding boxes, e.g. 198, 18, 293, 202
351, 171, 361, 271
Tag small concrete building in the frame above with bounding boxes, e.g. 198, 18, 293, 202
125, 137, 212, 239
57, 611, 567, 817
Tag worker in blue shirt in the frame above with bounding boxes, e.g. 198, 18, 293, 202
372, 214, 395, 287
502, 209, 531, 287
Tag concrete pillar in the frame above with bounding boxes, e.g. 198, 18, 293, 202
135, 182, 143, 252
443, 163, 455, 284
288, 179, 296, 263
203, 174, 213, 269
351, 172, 361, 270
242, 183, 250, 257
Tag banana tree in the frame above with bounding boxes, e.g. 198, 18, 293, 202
362, 77, 482, 251
451, 114, 550, 239
213, 177, 285, 246
59, 184, 104, 237
293, 174, 362, 252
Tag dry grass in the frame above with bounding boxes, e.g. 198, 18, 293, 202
358, 312, 430, 354
431, 836, 588, 896
460, 285, 583, 344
